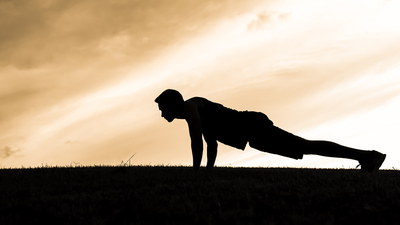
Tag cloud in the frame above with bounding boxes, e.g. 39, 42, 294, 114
0, 0, 265, 69
64, 140, 80, 145
0, 0, 267, 132
0, 146, 20, 159
247, 11, 290, 30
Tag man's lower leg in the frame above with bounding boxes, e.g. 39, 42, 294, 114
302, 140, 368, 161
302, 140, 386, 172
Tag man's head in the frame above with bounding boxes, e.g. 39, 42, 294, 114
155, 89, 184, 122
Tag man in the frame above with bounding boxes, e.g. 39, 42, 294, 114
155, 89, 386, 172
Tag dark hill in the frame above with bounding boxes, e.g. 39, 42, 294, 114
0, 166, 399, 224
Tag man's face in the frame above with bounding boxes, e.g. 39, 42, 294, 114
158, 103, 175, 122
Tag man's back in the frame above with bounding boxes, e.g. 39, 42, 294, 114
185, 97, 273, 150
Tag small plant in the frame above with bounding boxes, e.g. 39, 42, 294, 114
120, 153, 136, 167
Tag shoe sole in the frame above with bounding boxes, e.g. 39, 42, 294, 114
371, 153, 386, 172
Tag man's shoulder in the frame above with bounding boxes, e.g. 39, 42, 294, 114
185, 97, 207, 108
186, 96, 206, 102
183, 97, 204, 116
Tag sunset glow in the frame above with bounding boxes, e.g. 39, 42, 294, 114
1, 0, 399, 169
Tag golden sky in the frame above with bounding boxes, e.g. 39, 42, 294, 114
1, 0, 400, 169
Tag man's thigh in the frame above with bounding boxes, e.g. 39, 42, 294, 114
248, 126, 305, 159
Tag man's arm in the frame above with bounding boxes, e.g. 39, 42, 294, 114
184, 101, 203, 171
204, 134, 218, 169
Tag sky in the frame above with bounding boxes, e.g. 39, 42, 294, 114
1, 0, 400, 169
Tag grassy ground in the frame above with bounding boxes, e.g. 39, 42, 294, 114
0, 166, 399, 224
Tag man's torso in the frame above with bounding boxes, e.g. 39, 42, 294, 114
185, 97, 273, 150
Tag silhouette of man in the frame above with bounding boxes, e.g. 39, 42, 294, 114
155, 89, 386, 172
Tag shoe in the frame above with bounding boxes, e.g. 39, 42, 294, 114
358, 150, 386, 173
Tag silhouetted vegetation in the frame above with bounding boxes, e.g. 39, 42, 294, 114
0, 166, 399, 224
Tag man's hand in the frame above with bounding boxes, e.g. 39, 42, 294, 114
192, 144, 202, 172
205, 135, 218, 170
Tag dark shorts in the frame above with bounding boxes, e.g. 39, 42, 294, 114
248, 125, 305, 160
211, 110, 305, 159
